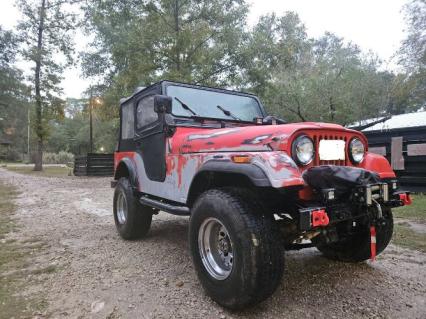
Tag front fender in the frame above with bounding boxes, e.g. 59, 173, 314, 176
252, 152, 305, 188
195, 151, 305, 189
359, 152, 396, 179
197, 159, 271, 187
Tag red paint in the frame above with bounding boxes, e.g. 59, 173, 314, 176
114, 152, 135, 169
370, 226, 377, 261
311, 209, 330, 227
114, 121, 397, 195
359, 153, 396, 179
299, 187, 313, 200
176, 154, 189, 187
281, 177, 305, 187
166, 155, 176, 175
169, 123, 362, 155
255, 152, 304, 187
168, 124, 395, 178
399, 193, 412, 206
288, 128, 368, 170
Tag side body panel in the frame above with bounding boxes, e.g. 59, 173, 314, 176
115, 150, 304, 204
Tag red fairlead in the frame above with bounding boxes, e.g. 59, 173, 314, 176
312, 209, 330, 227
398, 193, 412, 206
370, 226, 377, 261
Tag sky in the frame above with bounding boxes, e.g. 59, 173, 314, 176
0, 0, 408, 99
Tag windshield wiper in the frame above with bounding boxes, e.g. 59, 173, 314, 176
174, 97, 198, 116
216, 105, 242, 121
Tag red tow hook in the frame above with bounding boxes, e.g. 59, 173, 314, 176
311, 209, 330, 227
399, 193, 412, 206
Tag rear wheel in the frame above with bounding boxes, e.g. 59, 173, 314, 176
189, 188, 284, 309
314, 207, 394, 262
113, 177, 155, 240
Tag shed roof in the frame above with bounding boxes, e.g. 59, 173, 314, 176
350, 111, 426, 132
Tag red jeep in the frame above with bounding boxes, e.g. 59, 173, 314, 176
112, 81, 411, 309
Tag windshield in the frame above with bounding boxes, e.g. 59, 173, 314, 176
166, 85, 263, 122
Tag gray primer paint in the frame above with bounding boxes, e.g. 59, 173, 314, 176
128, 150, 304, 204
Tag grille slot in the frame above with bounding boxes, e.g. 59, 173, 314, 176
315, 134, 347, 166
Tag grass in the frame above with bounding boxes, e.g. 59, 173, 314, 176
392, 194, 426, 252
0, 181, 48, 318
393, 224, 426, 253
393, 193, 426, 222
4, 165, 71, 177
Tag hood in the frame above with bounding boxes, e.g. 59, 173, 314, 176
170, 122, 362, 154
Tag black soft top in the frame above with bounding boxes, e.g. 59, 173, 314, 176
119, 80, 260, 106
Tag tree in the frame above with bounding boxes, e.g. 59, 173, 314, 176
17, 0, 77, 170
0, 27, 23, 107
0, 26, 31, 161
238, 12, 311, 99
241, 13, 394, 125
46, 97, 118, 155
81, 0, 249, 108
398, 0, 426, 111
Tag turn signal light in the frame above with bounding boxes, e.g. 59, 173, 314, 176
231, 155, 252, 164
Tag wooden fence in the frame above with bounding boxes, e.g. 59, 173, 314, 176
74, 153, 114, 177
364, 126, 426, 192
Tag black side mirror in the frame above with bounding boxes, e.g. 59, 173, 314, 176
262, 115, 287, 125
154, 95, 172, 114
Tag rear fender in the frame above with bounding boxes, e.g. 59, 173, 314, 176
114, 157, 139, 189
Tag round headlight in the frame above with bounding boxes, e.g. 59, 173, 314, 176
349, 138, 365, 163
292, 135, 314, 165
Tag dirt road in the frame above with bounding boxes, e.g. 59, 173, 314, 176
0, 168, 425, 318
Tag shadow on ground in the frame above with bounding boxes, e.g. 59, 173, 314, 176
129, 215, 412, 318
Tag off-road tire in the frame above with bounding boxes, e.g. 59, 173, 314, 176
113, 177, 154, 240
314, 207, 394, 262
189, 188, 284, 310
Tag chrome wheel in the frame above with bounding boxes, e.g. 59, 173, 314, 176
116, 191, 128, 225
198, 217, 234, 280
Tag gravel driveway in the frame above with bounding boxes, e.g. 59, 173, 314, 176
0, 168, 425, 319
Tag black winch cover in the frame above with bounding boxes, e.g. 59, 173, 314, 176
302, 166, 381, 195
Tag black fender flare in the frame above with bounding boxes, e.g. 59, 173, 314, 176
114, 157, 139, 189
196, 159, 271, 187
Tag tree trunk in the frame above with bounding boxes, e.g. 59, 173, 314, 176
89, 86, 93, 153
174, 0, 180, 72
329, 96, 335, 122
34, 0, 46, 171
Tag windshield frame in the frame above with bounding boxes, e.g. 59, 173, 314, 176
162, 81, 267, 123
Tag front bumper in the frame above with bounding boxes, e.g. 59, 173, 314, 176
297, 183, 411, 231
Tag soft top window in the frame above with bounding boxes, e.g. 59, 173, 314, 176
136, 95, 158, 129
121, 100, 134, 139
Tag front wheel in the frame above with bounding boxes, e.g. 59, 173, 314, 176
189, 188, 284, 310
313, 207, 394, 262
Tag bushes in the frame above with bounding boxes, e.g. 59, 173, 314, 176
0, 147, 22, 162
42, 151, 74, 164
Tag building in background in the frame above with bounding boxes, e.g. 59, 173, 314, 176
351, 111, 426, 192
